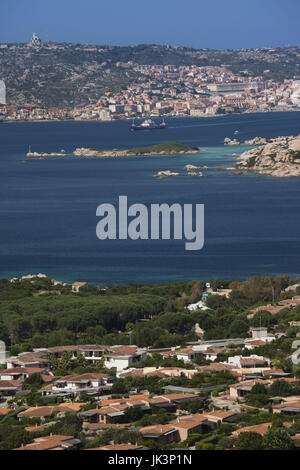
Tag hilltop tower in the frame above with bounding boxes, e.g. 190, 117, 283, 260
29, 32, 42, 47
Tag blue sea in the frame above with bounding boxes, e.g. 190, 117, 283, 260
0, 111, 300, 284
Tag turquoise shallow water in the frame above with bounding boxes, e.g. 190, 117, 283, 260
0, 112, 300, 284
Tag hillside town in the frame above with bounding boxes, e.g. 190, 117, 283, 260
69, 68, 300, 122
1, 67, 300, 122
1, 274, 300, 450
0, 34, 300, 122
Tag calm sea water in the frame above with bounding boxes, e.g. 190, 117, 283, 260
0, 112, 300, 284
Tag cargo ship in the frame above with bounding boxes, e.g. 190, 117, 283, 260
130, 118, 167, 131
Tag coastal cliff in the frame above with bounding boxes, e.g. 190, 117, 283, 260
235, 134, 300, 177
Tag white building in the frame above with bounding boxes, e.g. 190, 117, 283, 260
291, 80, 300, 107
104, 346, 147, 371
227, 354, 270, 369
244, 327, 275, 349
187, 300, 209, 311
42, 372, 112, 396
249, 327, 269, 339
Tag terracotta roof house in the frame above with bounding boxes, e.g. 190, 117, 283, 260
0, 408, 13, 416
7, 351, 49, 369
273, 396, 300, 414
89, 444, 146, 450
196, 363, 236, 374
100, 395, 149, 406
72, 282, 87, 293
159, 393, 199, 405
263, 369, 291, 378
88, 393, 199, 424
139, 424, 179, 445
8, 344, 148, 372
25, 422, 56, 433
157, 367, 198, 379
47, 345, 110, 364
0, 379, 23, 399
203, 410, 238, 425
14, 435, 81, 450
161, 348, 203, 363
17, 402, 86, 421
118, 369, 144, 378
229, 379, 272, 399
170, 414, 210, 441
0, 367, 50, 382
95, 404, 131, 424
201, 347, 224, 362
250, 304, 290, 316
141, 411, 238, 444
244, 340, 267, 349
231, 422, 272, 437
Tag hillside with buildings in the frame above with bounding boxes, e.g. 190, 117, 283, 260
1, 274, 300, 450
0, 35, 300, 120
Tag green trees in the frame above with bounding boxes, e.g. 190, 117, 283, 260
83, 427, 142, 448
0, 426, 32, 450
50, 413, 82, 437
179, 398, 204, 414
263, 428, 293, 450
234, 428, 293, 450
110, 380, 128, 395
0, 292, 166, 348
229, 319, 249, 337
1, 273, 300, 354
154, 312, 195, 335
195, 441, 215, 450
126, 142, 199, 156
123, 406, 144, 422
235, 431, 264, 450
268, 380, 292, 397
73, 353, 89, 370
251, 311, 275, 328
24, 373, 44, 391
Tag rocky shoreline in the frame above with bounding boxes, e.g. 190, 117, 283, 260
154, 164, 207, 178
234, 134, 300, 177
26, 150, 67, 157
72, 147, 200, 158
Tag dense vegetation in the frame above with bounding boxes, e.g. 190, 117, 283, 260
126, 141, 199, 155
1, 274, 300, 367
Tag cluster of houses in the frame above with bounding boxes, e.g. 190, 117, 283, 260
0, 326, 279, 403
248, 295, 300, 319
0, 323, 299, 450
10, 394, 239, 449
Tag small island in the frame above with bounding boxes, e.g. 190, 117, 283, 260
26, 142, 200, 158
234, 134, 300, 177
72, 141, 200, 158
